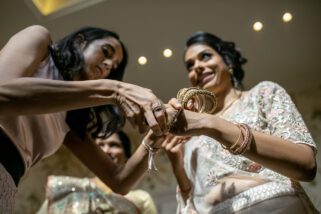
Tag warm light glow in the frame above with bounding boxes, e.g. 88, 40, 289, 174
283, 12, 293, 22
138, 56, 147, 65
163, 49, 173, 58
253, 21, 263, 31
31, 0, 83, 15
28, 0, 104, 17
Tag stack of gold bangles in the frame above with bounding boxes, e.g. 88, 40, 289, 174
168, 87, 217, 130
177, 87, 217, 114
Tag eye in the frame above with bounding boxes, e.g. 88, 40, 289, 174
102, 45, 114, 58
185, 61, 194, 72
109, 142, 121, 148
200, 52, 212, 61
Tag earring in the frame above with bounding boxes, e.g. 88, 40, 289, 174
228, 67, 234, 75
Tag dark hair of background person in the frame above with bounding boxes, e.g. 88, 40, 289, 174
185, 31, 247, 90
115, 130, 131, 158
49, 27, 128, 139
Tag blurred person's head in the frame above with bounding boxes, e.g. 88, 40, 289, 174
95, 131, 131, 165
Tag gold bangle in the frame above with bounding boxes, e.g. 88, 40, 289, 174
221, 123, 242, 150
177, 87, 217, 114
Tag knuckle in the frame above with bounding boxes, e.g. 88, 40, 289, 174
127, 112, 134, 118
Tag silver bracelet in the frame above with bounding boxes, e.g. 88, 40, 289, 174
142, 140, 159, 172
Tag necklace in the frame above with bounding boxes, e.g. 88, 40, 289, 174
216, 90, 242, 117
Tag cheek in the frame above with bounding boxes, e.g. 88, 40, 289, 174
80, 66, 94, 80
103, 69, 112, 79
113, 149, 125, 157
188, 72, 197, 86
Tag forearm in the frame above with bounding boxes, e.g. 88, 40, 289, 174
64, 131, 148, 195
170, 157, 191, 201
115, 132, 164, 193
186, 113, 316, 181
0, 77, 119, 115
115, 145, 149, 193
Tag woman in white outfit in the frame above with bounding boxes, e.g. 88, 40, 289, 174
162, 32, 318, 213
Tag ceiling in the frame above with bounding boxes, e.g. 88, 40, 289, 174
0, 0, 320, 102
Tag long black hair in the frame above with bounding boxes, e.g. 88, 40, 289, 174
185, 32, 247, 89
49, 27, 128, 139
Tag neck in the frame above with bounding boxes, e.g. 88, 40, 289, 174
215, 86, 241, 115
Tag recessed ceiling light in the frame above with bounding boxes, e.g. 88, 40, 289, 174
138, 56, 147, 65
163, 49, 173, 58
253, 21, 263, 31
27, 0, 104, 18
282, 12, 293, 22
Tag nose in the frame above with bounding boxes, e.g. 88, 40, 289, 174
103, 59, 113, 71
101, 144, 111, 154
193, 60, 204, 74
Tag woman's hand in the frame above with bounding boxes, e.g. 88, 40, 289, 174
112, 82, 168, 136
162, 134, 188, 163
142, 129, 166, 149
166, 98, 209, 136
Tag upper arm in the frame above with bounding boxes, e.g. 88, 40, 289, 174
260, 82, 317, 155
64, 131, 121, 188
0, 25, 52, 83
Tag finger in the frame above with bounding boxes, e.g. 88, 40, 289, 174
165, 136, 180, 150
161, 134, 174, 148
186, 98, 195, 110
144, 109, 162, 136
127, 100, 146, 133
137, 116, 148, 134
168, 98, 183, 110
146, 99, 167, 135
118, 97, 137, 128
154, 107, 167, 133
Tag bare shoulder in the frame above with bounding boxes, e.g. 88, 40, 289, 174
0, 25, 52, 79
8, 25, 51, 47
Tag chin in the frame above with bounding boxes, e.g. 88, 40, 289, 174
202, 82, 215, 90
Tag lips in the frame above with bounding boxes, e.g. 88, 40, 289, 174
198, 72, 215, 86
96, 65, 104, 78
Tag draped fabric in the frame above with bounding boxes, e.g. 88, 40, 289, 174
38, 176, 140, 214
176, 81, 317, 214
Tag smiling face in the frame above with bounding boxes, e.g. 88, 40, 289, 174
81, 37, 123, 80
95, 133, 128, 165
184, 43, 232, 94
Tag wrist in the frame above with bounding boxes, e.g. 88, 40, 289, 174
144, 131, 164, 148
102, 79, 125, 105
187, 113, 218, 136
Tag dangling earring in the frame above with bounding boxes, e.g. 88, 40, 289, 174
228, 67, 234, 75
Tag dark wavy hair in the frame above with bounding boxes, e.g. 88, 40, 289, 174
185, 32, 247, 89
49, 27, 128, 139
115, 130, 131, 158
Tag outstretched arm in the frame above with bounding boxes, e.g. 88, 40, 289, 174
64, 130, 164, 195
168, 98, 317, 182
162, 135, 191, 202
0, 25, 167, 135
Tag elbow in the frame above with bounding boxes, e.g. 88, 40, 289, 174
107, 177, 130, 195
297, 159, 317, 182
109, 185, 129, 195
